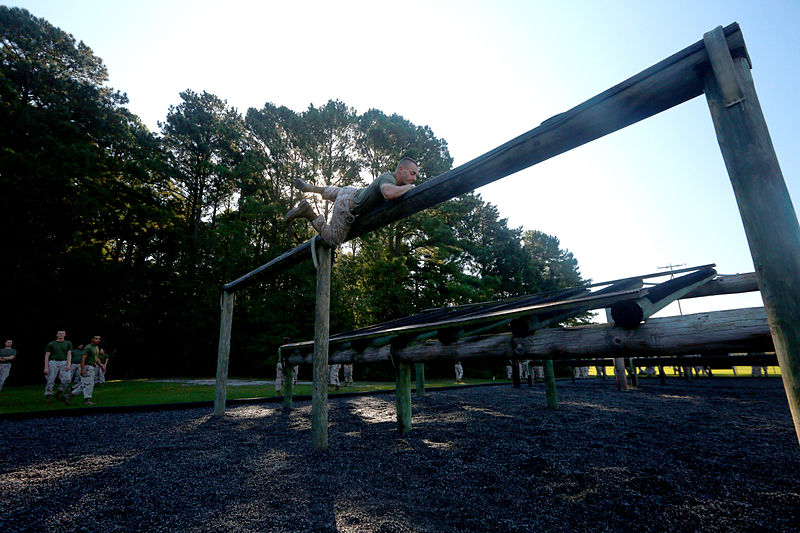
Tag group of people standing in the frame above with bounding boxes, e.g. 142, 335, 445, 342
44, 330, 109, 405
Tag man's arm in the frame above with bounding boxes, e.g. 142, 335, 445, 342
380, 183, 414, 200
44, 351, 50, 374
80, 353, 86, 377
66, 350, 71, 370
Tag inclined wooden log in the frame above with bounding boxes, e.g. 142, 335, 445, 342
213, 291, 234, 416
222, 25, 746, 289
286, 307, 772, 365
703, 27, 800, 445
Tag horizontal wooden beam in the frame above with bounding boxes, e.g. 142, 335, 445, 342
285, 306, 772, 365
224, 24, 746, 290
558, 354, 777, 368
682, 272, 758, 298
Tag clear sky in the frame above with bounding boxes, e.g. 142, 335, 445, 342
11, 0, 800, 318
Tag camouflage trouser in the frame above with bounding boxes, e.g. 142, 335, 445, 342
0, 363, 10, 391
275, 362, 284, 393
71, 366, 96, 399
95, 366, 106, 384
68, 364, 82, 386
533, 366, 544, 379
329, 364, 340, 386
310, 187, 359, 247
455, 363, 463, 381
293, 366, 298, 385
45, 360, 70, 396
506, 364, 513, 379
343, 364, 353, 386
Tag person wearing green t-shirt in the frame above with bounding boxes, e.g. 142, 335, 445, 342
0, 339, 17, 391
44, 330, 73, 403
95, 348, 109, 385
71, 335, 100, 405
68, 344, 84, 390
284, 157, 419, 246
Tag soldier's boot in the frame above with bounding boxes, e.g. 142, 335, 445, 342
284, 199, 317, 223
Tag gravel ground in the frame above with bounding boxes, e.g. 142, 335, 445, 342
1, 378, 799, 532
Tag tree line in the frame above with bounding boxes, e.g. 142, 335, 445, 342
0, 7, 585, 382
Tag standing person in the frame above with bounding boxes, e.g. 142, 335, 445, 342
71, 335, 100, 405
0, 339, 17, 391
595, 365, 607, 379
95, 348, 109, 386
285, 158, 418, 247
68, 344, 84, 391
328, 364, 341, 391
455, 361, 464, 382
343, 364, 353, 387
505, 360, 513, 380
44, 330, 72, 403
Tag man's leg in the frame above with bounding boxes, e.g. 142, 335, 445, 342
44, 361, 62, 399
0, 364, 10, 391
82, 367, 96, 404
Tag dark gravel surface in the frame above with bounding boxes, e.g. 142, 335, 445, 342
2, 378, 799, 532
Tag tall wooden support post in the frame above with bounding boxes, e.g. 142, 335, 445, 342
703, 28, 800, 444
543, 359, 558, 410
311, 242, 332, 451
415, 363, 426, 398
628, 358, 639, 387
213, 291, 235, 417
606, 309, 628, 392
283, 359, 294, 409
396, 359, 413, 433
659, 365, 667, 385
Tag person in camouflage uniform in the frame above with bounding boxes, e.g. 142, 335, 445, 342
0, 339, 17, 391
71, 335, 100, 405
44, 330, 73, 403
285, 158, 418, 247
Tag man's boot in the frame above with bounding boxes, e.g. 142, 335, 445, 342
293, 178, 312, 192
284, 199, 317, 223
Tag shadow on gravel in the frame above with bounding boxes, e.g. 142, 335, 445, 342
2, 379, 799, 532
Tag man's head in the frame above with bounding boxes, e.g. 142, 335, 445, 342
4, 339, 12, 348
56, 330, 66, 341
91, 335, 101, 346
394, 157, 418, 186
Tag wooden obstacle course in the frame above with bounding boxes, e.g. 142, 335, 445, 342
215, 23, 800, 448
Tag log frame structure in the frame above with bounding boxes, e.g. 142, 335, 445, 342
214, 23, 800, 447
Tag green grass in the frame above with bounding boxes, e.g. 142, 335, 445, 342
0, 377, 500, 415
0, 370, 781, 416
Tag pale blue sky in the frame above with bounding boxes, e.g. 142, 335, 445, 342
11, 0, 800, 317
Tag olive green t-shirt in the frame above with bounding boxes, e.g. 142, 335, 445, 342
98, 351, 109, 364
351, 173, 396, 216
71, 348, 84, 364
45, 340, 72, 361
83, 344, 99, 366
0, 348, 16, 363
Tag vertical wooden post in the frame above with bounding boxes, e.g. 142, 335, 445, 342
613, 358, 628, 391
703, 33, 800, 444
512, 358, 521, 388
396, 359, 412, 433
658, 365, 666, 385
213, 291, 234, 417
415, 363, 425, 398
312, 242, 331, 450
628, 358, 639, 387
606, 309, 628, 392
283, 358, 294, 409
543, 359, 558, 410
